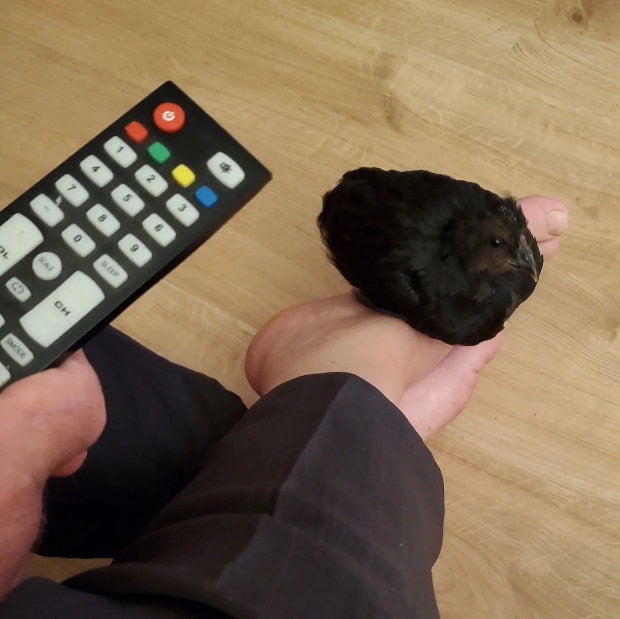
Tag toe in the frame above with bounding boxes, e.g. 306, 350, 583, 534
517, 195, 569, 244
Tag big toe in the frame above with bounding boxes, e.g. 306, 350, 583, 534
518, 196, 569, 260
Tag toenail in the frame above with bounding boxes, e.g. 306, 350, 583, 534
547, 210, 568, 236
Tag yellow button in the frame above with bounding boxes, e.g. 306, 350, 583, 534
172, 164, 196, 188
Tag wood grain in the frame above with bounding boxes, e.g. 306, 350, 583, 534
1, 1, 618, 617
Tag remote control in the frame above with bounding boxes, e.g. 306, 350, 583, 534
0, 81, 271, 389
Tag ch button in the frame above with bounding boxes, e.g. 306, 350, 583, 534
153, 102, 185, 133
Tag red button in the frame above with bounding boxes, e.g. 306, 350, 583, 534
153, 103, 185, 133
125, 121, 148, 144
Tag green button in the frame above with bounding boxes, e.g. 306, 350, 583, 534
148, 141, 170, 164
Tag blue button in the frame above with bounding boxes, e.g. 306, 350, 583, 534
194, 186, 218, 208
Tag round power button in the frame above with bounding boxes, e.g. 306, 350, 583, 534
153, 103, 185, 133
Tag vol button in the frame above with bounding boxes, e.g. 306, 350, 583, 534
33, 251, 62, 280
153, 102, 185, 133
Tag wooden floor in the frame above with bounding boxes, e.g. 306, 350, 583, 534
1, 1, 619, 617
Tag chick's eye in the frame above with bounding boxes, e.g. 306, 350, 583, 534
489, 237, 504, 248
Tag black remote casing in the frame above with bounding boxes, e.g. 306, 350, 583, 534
0, 81, 271, 388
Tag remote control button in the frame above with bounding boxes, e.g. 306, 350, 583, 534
166, 194, 200, 227
0, 314, 5, 328
194, 186, 218, 208
207, 152, 245, 189
153, 103, 185, 133
87, 204, 121, 237
32, 252, 62, 281
0, 364, 10, 388
80, 155, 114, 188
6, 277, 31, 302
148, 142, 171, 164
1, 333, 33, 367
172, 164, 196, 188
111, 184, 145, 216
118, 234, 152, 267
104, 136, 137, 168
30, 194, 64, 227
20, 272, 105, 348
0, 214, 44, 276
125, 121, 148, 144
135, 165, 168, 197
142, 214, 176, 247
62, 224, 96, 257
55, 174, 89, 207
94, 254, 128, 288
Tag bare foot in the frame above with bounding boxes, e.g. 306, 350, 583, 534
245, 196, 568, 438
245, 293, 451, 405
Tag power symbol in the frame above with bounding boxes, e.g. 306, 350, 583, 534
153, 103, 185, 132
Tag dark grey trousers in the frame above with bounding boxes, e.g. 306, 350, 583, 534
0, 327, 443, 618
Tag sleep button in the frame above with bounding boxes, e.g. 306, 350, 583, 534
94, 254, 128, 288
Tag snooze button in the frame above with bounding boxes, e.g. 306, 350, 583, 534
32, 252, 62, 280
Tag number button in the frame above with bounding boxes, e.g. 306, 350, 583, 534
87, 204, 121, 236
32, 251, 62, 280
135, 165, 168, 197
118, 234, 152, 267
166, 194, 200, 226
111, 184, 145, 216
6, 277, 31, 302
142, 214, 176, 247
206, 153, 245, 189
30, 194, 64, 227
55, 174, 89, 207
62, 224, 96, 257
80, 155, 114, 187
104, 136, 137, 168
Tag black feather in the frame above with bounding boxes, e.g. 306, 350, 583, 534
318, 168, 543, 345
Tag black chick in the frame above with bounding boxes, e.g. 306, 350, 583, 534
317, 168, 543, 346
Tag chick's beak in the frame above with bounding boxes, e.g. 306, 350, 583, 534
509, 235, 540, 283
